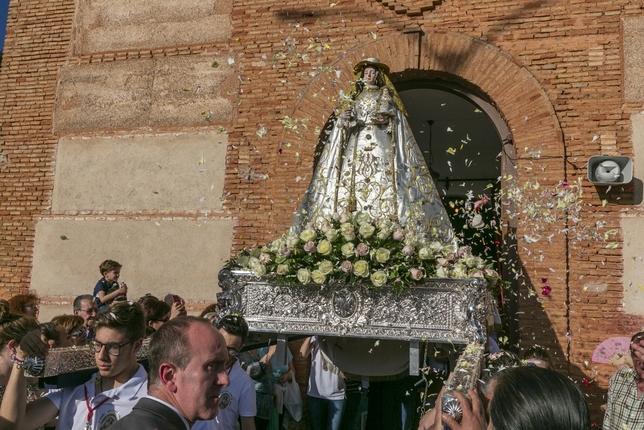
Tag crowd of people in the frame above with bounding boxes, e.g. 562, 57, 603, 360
0, 257, 638, 430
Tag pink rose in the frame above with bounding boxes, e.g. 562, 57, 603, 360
402, 245, 415, 256
356, 243, 370, 256
393, 229, 405, 241
410, 268, 424, 281
259, 253, 272, 264
280, 246, 291, 257
304, 241, 317, 253
341, 260, 353, 273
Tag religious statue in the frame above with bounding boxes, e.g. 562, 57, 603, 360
291, 57, 454, 244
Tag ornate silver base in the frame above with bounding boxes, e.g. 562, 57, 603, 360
219, 269, 490, 344
219, 269, 490, 376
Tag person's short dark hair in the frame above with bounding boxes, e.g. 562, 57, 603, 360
480, 350, 521, 396
148, 316, 209, 388
39, 322, 61, 346
51, 314, 84, 335
139, 296, 171, 336
490, 366, 590, 430
99, 259, 122, 276
93, 301, 145, 341
73, 294, 94, 311
522, 344, 554, 369
107, 285, 127, 304
216, 314, 249, 344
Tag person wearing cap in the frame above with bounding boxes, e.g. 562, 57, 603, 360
290, 57, 453, 245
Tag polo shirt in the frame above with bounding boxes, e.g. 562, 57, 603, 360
192, 361, 256, 430
44, 364, 148, 430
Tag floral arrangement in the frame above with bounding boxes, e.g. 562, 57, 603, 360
227, 212, 500, 293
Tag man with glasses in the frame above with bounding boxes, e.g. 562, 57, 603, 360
73, 294, 99, 343
4, 301, 147, 430
193, 314, 257, 430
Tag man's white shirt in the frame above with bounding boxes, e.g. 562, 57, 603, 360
44, 364, 148, 430
192, 361, 256, 430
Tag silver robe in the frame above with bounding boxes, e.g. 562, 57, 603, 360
292, 84, 453, 243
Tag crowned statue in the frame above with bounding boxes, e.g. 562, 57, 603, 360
291, 58, 454, 244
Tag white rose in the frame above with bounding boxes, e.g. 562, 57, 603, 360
341, 223, 355, 241
353, 260, 369, 277
285, 234, 300, 248
370, 270, 388, 287
356, 212, 370, 224
359, 222, 376, 239
418, 247, 432, 260
377, 228, 391, 240
341, 242, 355, 257
375, 248, 390, 263
297, 268, 312, 284
429, 241, 443, 252
318, 260, 334, 275
311, 270, 326, 284
436, 266, 450, 278
453, 265, 467, 278
276, 264, 289, 275
317, 239, 332, 256
325, 228, 339, 242
300, 229, 317, 242
269, 238, 285, 253
249, 259, 266, 277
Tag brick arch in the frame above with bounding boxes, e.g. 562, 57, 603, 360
282, 30, 563, 164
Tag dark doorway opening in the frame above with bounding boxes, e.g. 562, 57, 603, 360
395, 79, 519, 350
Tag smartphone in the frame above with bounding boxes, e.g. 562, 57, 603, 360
172, 295, 181, 304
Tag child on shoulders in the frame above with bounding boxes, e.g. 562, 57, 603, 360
93, 260, 128, 313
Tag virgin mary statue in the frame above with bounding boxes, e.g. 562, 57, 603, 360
291, 58, 454, 244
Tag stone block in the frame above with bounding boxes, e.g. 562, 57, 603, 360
31, 219, 233, 302
622, 216, 644, 316
53, 55, 237, 132
624, 16, 644, 102
72, 0, 233, 54
52, 133, 228, 212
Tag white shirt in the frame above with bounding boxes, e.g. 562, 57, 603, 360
192, 361, 257, 430
307, 336, 345, 400
44, 364, 148, 430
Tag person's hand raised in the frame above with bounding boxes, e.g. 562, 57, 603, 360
439, 389, 487, 430
18, 329, 48, 360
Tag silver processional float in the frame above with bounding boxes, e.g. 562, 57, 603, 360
37, 58, 496, 426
